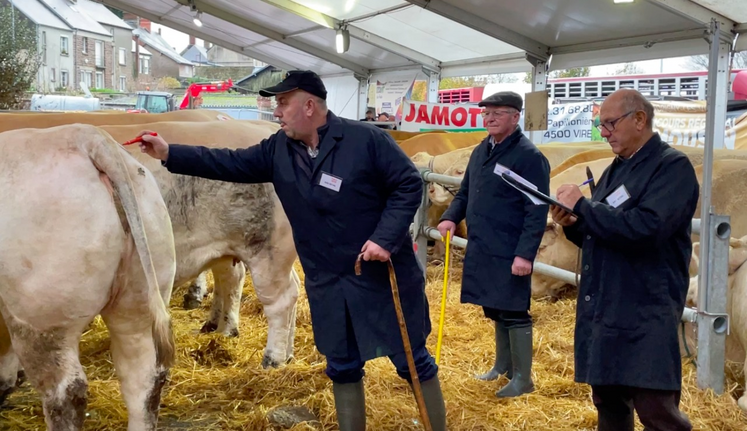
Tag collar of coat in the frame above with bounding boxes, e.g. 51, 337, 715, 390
612, 132, 664, 167
485, 126, 523, 154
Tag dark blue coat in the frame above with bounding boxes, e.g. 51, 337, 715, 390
440, 128, 550, 311
163, 112, 431, 361
563, 134, 699, 390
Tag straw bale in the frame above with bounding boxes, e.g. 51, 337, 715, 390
0, 260, 744, 430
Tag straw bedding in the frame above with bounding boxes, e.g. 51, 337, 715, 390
1, 255, 745, 430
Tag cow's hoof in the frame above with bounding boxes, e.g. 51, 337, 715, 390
738, 395, 747, 413
183, 294, 202, 310
15, 370, 25, 387
200, 321, 218, 333
261, 354, 281, 369
226, 328, 239, 338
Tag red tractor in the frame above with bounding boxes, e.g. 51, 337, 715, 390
128, 79, 234, 113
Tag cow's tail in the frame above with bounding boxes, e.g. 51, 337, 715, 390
83, 126, 176, 369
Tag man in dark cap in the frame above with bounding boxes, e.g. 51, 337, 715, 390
437, 91, 550, 398
135, 70, 446, 430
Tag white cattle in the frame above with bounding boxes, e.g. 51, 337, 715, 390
0, 124, 176, 430
682, 236, 747, 412
0, 118, 301, 371
106, 121, 301, 368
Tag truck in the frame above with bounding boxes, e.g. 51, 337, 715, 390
128, 79, 235, 113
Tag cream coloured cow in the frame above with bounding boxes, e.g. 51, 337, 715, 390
0, 124, 176, 430
682, 236, 747, 412
0, 117, 300, 369
0, 109, 231, 133
103, 120, 300, 368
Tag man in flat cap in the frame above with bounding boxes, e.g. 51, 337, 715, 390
438, 91, 550, 398
136, 70, 446, 430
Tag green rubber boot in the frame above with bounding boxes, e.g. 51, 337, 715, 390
333, 380, 366, 431
475, 321, 512, 381
495, 326, 535, 398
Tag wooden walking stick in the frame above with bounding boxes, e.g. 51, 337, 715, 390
355, 254, 433, 431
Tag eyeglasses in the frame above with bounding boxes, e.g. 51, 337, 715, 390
597, 111, 634, 133
481, 109, 517, 118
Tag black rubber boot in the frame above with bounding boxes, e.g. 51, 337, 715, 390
495, 326, 535, 398
333, 380, 366, 431
475, 321, 512, 381
419, 375, 447, 431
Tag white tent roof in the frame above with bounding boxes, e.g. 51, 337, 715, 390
98, 0, 747, 78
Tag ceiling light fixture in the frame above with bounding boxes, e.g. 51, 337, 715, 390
193, 11, 202, 27
336, 26, 350, 54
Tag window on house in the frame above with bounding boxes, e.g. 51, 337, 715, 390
50, 68, 56, 82
139, 56, 150, 74
82, 37, 88, 54
95, 40, 104, 67
61, 70, 69, 87
80, 71, 92, 88
119, 48, 126, 66
60, 36, 69, 55
95, 72, 104, 89
119, 76, 126, 92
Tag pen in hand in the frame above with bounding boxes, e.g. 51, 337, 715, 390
580, 178, 594, 187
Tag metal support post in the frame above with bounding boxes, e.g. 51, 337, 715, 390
527, 55, 548, 144
696, 214, 731, 394
427, 70, 441, 104
696, 18, 733, 394
356, 75, 370, 121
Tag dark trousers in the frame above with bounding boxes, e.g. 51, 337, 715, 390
324, 304, 438, 384
592, 385, 692, 431
482, 306, 532, 329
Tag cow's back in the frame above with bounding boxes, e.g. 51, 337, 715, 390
0, 109, 231, 133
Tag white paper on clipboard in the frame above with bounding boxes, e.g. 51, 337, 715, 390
494, 163, 545, 205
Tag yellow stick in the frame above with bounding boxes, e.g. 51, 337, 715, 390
435, 232, 450, 365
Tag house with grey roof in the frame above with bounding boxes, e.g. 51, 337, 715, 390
7, 0, 135, 92
131, 23, 195, 88
2, 0, 75, 92
37, 0, 115, 91
75, 0, 134, 91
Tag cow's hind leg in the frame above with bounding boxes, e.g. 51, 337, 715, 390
201, 258, 244, 337
1, 312, 88, 431
102, 312, 168, 431
183, 270, 208, 310
246, 253, 299, 369
0, 316, 21, 405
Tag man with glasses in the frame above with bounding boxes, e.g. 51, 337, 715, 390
550, 88, 698, 431
135, 70, 446, 431
437, 91, 550, 398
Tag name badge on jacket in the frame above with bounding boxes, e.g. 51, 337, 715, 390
319, 172, 342, 192
605, 184, 630, 208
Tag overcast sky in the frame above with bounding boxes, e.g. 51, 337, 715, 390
151, 23, 700, 77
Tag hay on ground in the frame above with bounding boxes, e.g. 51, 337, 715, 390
1, 258, 745, 430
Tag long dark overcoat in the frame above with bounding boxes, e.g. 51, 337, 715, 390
440, 127, 550, 311
564, 134, 699, 390
164, 112, 430, 361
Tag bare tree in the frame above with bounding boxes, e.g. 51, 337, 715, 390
683, 51, 747, 71
614, 63, 644, 75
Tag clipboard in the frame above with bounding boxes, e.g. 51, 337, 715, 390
501, 173, 580, 218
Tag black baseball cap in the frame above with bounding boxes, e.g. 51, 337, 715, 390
259, 70, 327, 100
478, 91, 523, 111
